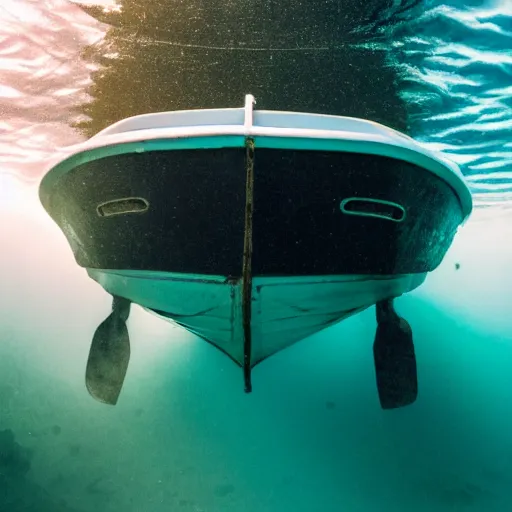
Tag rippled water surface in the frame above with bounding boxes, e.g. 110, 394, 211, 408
1, 1, 512, 511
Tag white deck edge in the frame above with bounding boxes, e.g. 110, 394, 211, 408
40, 95, 473, 221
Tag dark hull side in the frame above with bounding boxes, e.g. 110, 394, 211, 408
44, 148, 464, 277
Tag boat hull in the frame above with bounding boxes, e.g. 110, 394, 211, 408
43, 147, 464, 277
39, 103, 471, 384
87, 269, 427, 367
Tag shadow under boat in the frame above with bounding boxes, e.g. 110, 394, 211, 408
39, 95, 473, 409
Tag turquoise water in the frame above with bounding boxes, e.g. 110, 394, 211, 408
1, 1, 512, 511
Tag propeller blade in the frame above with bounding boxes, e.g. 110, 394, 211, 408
85, 297, 131, 405
373, 302, 417, 410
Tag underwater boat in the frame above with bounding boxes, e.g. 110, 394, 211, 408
39, 95, 472, 409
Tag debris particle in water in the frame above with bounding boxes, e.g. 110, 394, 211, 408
214, 483, 235, 497
86, 476, 105, 495
68, 444, 81, 457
